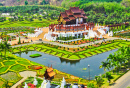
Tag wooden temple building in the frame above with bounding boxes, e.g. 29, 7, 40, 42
44, 7, 109, 41
57, 7, 87, 25
44, 65, 56, 80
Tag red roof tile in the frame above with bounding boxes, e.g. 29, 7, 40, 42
63, 18, 70, 22
74, 14, 84, 18
68, 16, 75, 20
61, 12, 68, 18
70, 7, 81, 13
84, 16, 88, 19
65, 10, 73, 16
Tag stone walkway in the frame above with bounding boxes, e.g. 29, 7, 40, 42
11, 37, 130, 48
11, 71, 37, 88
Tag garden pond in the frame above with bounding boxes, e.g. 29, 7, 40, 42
15, 49, 118, 80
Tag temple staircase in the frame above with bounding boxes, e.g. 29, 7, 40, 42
93, 30, 101, 37
37, 27, 49, 41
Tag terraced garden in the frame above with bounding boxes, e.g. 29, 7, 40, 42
11, 39, 130, 60
0, 52, 89, 87
0, 54, 46, 87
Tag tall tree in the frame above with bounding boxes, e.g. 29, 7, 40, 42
0, 42, 4, 59
106, 72, 113, 83
95, 76, 104, 87
25, 0, 28, 5
3, 41, 11, 60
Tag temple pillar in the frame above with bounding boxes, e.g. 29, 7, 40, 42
80, 33, 83, 38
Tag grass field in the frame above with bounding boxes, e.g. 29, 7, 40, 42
0, 18, 58, 28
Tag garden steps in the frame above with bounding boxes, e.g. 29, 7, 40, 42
93, 30, 101, 37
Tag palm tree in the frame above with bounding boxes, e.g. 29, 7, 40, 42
99, 61, 109, 77
3, 41, 11, 60
95, 76, 104, 87
0, 42, 4, 59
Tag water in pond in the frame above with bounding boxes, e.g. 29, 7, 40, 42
15, 49, 118, 80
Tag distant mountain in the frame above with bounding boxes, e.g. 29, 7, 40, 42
0, 0, 123, 6
0, 0, 64, 6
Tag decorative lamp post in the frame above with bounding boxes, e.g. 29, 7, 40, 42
88, 64, 90, 81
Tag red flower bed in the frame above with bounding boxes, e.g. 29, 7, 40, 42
28, 83, 36, 88
82, 41, 86, 43
28, 65, 43, 70
78, 42, 82, 44
94, 38, 97, 40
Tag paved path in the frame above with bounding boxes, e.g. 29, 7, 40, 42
11, 37, 130, 48
11, 71, 37, 88
110, 71, 130, 88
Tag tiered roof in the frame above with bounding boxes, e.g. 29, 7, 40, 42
70, 7, 81, 13
44, 65, 56, 79
58, 7, 87, 22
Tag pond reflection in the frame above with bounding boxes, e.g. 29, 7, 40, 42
14, 49, 118, 80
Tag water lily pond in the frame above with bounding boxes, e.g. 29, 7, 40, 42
15, 49, 118, 80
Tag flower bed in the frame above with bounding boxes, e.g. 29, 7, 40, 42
28, 65, 43, 70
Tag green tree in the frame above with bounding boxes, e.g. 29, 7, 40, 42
18, 37, 21, 44
100, 61, 109, 77
0, 42, 4, 59
87, 82, 95, 88
106, 72, 113, 83
121, 0, 130, 7
25, 0, 28, 5
3, 41, 11, 60
95, 76, 104, 87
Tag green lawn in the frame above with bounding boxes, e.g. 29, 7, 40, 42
51, 52, 57, 55
68, 55, 80, 59
0, 19, 58, 28
0, 67, 8, 73
62, 54, 69, 58
56, 53, 63, 57
17, 61, 32, 66
10, 64, 26, 72
3, 61, 16, 66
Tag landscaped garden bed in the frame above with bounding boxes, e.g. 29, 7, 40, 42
0, 50, 92, 87
29, 54, 42, 58
55, 38, 104, 45
11, 39, 130, 60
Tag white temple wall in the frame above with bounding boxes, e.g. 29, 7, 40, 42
76, 18, 78, 24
